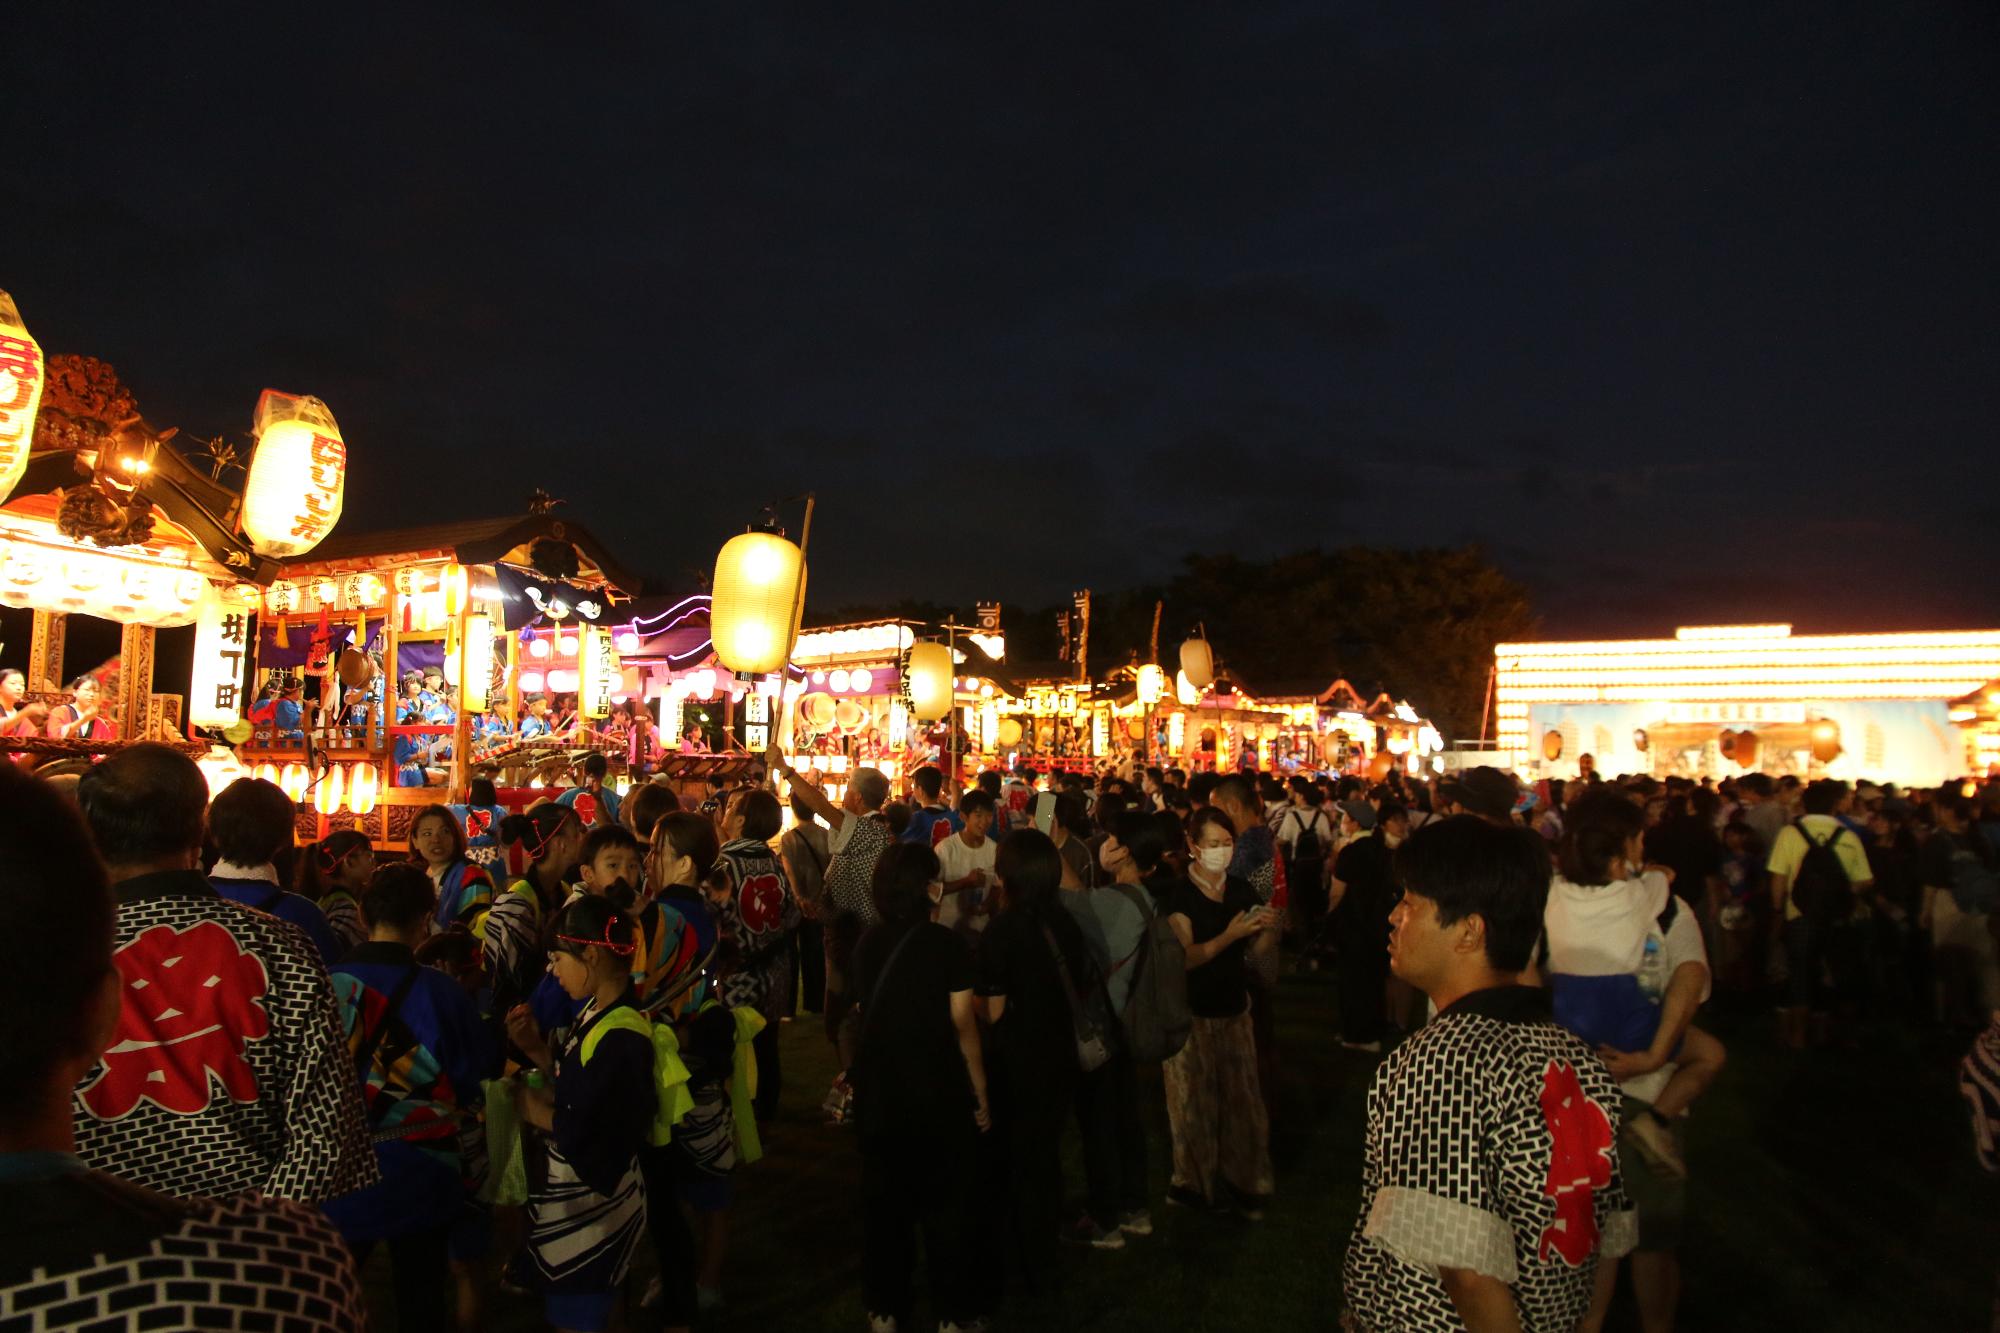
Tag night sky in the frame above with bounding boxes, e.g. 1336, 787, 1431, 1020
7, 5, 1995, 639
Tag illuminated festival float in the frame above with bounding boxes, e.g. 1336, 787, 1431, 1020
0, 289, 344, 776
1492, 623, 2000, 787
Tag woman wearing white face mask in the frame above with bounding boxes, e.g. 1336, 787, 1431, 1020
1160, 807, 1277, 1216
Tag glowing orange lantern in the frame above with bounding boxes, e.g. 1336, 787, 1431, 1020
801, 692, 837, 729
906, 641, 954, 722
0, 289, 45, 507
442, 563, 469, 616
279, 762, 310, 803
346, 762, 380, 815
1180, 637, 1214, 689
710, 530, 807, 676
241, 391, 345, 558
313, 764, 345, 817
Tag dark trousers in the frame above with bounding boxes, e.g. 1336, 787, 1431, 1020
862, 1128, 980, 1327
352, 1225, 449, 1331
1074, 1046, 1148, 1226
1247, 977, 1277, 1119
1336, 928, 1389, 1043
638, 1142, 699, 1327
752, 1019, 782, 1122
796, 918, 825, 1013
974, 1067, 1072, 1312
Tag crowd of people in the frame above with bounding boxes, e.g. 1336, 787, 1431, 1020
1, 733, 1996, 1332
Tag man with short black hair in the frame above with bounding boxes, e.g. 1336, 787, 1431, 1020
1345, 815, 1634, 1332
71, 744, 375, 1204
902, 765, 964, 849
1438, 766, 1522, 826
1767, 778, 1872, 1048
0, 764, 366, 1330
555, 748, 621, 827
207, 776, 343, 963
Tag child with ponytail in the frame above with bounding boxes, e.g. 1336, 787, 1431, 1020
296, 829, 375, 955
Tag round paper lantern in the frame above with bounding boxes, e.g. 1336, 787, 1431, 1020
1542, 730, 1564, 761
528, 636, 551, 659
346, 762, 380, 816
195, 747, 247, 798
1368, 751, 1396, 781
1175, 669, 1201, 707
519, 671, 545, 694
710, 530, 807, 675
834, 699, 868, 733
851, 668, 874, 693
1731, 730, 1761, 768
906, 641, 954, 722
0, 290, 47, 508
829, 668, 852, 693
252, 761, 281, 785
279, 763, 310, 804
1125, 718, 1145, 741
1180, 637, 1214, 689
997, 717, 1024, 747
242, 391, 345, 558
1136, 663, 1165, 706
1809, 719, 1842, 764
801, 692, 837, 729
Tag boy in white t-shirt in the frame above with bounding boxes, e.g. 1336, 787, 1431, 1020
936, 790, 998, 938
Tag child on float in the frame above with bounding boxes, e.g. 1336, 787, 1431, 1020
411, 803, 497, 934
296, 828, 375, 956
505, 896, 655, 1333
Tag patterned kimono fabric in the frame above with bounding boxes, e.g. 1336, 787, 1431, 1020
521, 997, 651, 1299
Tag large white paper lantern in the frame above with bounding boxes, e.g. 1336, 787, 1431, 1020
242, 391, 346, 558
710, 531, 807, 675
1136, 663, 1165, 706
0, 290, 45, 507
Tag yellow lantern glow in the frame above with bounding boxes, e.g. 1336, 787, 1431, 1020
442, 563, 469, 616
997, 717, 1024, 747
267, 580, 301, 615
195, 748, 249, 798
346, 762, 380, 815
463, 613, 494, 713
1542, 730, 1564, 762
313, 763, 345, 817
801, 691, 837, 729
1809, 719, 1842, 764
578, 626, 616, 720
279, 762, 310, 804
1180, 637, 1214, 689
1175, 669, 1202, 707
242, 393, 346, 558
1136, 663, 1165, 706
0, 290, 45, 507
710, 530, 807, 675
253, 762, 280, 785
834, 698, 867, 733
906, 641, 954, 722
313, 578, 339, 606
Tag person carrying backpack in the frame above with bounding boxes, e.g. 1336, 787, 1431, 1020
1920, 794, 2000, 1028
1767, 779, 1874, 1049
1061, 811, 1189, 1249
1275, 780, 1333, 943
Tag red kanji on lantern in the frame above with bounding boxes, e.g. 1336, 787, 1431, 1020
78, 921, 272, 1120
1536, 1059, 1616, 1267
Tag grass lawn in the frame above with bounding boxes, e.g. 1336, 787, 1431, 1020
366, 972, 1995, 1331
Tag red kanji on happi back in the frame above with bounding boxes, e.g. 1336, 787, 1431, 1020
79, 921, 272, 1120
1536, 1059, 1616, 1267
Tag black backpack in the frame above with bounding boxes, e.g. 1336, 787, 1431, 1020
1788, 819, 1856, 925
1290, 808, 1326, 862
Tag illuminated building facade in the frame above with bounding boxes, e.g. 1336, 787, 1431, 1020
1493, 624, 2000, 786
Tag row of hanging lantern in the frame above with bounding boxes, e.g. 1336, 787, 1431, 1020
251, 759, 381, 816
0, 536, 211, 626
